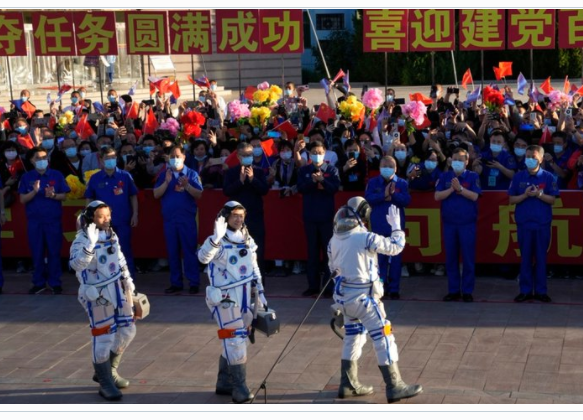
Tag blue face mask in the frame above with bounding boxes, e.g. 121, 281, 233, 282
425, 160, 438, 171
525, 157, 539, 170
252, 147, 263, 157
195, 155, 206, 162
108, 96, 116, 103
554, 145, 564, 154
310, 154, 324, 165
69, 131, 78, 139
100, 143, 111, 150
490, 144, 503, 153
514, 147, 526, 157
285, 89, 292, 96
386, 95, 394, 102
65, 147, 77, 158
451, 161, 465, 173
105, 128, 116, 137
104, 158, 117, 170
16, 126, 27, 135
183, 143, 190, 151
395, 150, 407, 161
397, 119, 406, 127
280, 151, 292, 160
487, 127, 494, 136
210, 84, 217, 91
544, 118, 552, 126
340, 136, 348, 145
169, 158, 183, 169
143, 146, 154, 154
350, 151, 360, 160
71, 97, 79, 104
21, 96, 28, 102
42, 139, 54, 150
241, 156, 253, 166
380, 167, 395, 178
35, 160, 48, 171
80, 149, 92, 157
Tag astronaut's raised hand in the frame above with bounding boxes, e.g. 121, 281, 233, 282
386, 205, 401, 232
212, 215, 227, 243
86, 223, 99, 250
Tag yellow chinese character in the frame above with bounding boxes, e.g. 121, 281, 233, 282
510, 10, 553, 48
365, 10, 406, 51
492, 204, 520, 257
218, 11, 258, 52
263, 11, 300, 52
0, 14, 23, 55
76, 14, 115, 55
411, 9, 452, 49
551, 198, 582, 258
171, 11, 211, 53
33, 15, 72, 54
127, 14, 166, 54
405, 208, 442, 256
567, 10, 583, 46
0, 208, 14, 239
460, 9, 503, 49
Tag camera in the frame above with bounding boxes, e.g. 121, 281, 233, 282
430, 85, 438, 99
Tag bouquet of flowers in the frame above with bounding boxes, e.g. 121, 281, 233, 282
228, 100, 251, 124
339, 96, 365, 123
159, 118, 180, 137
249, 106, 272, 128
65, 174, 86, 201
547, 90, 571, 112
180, 110, 206, 139
401, 101, 428, 135
252, 81, 283, 107
482, 86, 505, 113
362, 88, 384, 115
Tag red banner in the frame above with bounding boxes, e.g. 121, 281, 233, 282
216, 9, 261, 54
32, 12, 76, 56
169, 10, 212, 55
508, 9, 556, 50
559, 9, 583, 49
409, 9, 455, 52
125, 11, 169, 55
459, 9, 505, 51
0, 12, 26, 56
259, 9, 304, 54
363, 9, 409, 53
3, 190, 583, 264
73, 11, 118, 56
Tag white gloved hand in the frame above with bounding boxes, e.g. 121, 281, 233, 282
86, 223, 99, 250
212, 216, 227, 243
386, 205, 401, 232
122, 277, 136, 294
258, 291, 268, 309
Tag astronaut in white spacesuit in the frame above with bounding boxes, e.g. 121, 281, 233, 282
328, 198, 422, 403
198, 201, 267, 404
69, 200, 136, 401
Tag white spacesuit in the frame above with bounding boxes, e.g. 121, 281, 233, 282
198, 201, 267, 404
328, 199, 422, 403
69, 201, 136, 401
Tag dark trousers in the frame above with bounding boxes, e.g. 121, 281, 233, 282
28, 220, 62, 288
517, 224, 551, 295
304, 220, 333, 290
444, 223, 476, 294
163, 217, 200, 288
113, 223, 135, 279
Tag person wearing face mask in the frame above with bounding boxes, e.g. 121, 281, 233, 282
82, 136, 113, 175
39, 131, 57, 159
340, 139, 367, 191
543, 131, 573, 190
201, 147, 230, 189
408, 150, 442, 191
435, 148, 481, 303
511, 136, 530, 172
267, 140, 298, 193
392, 143, 409, 178
63, 91, 83, 113
50, 137, 84, 181
18, 147, 71, 295
0, 142, 26, 205
297, 140, 341, 297
474, 131, 516, 191
13, 118, 35, 149
364, 156, 411, 300
69, 201, 137, 401
509, 145, 559, 303
119, 143, 150, 189
85, 147, 139, 280
224, 142, 269, 277
185, 140, 210, 175
154, 146, 203, 295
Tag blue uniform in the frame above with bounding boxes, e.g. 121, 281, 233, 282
297, 163, 341, 291
18, 168, 70, 288
436, 169, 481, 295
543, 149, 572, 190
365, 175, 410, 293
508, 168, 559, 295
408, 163, 442, 191
85, 168, 138, 278
480, 149, 516, 191
154, 167, 203, 288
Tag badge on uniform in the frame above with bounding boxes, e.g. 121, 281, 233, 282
174, 184, 185, 192
229, 256, 238, 265
99, 255, 107, 264
113, 187, 124, 195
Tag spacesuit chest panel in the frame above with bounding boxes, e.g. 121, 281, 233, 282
93, 238, 122, 282
223, 244, 254, 282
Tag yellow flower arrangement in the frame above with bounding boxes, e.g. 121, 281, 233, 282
84, 169, 101, 184
339, 96, 365, 122
253, 90, 270, 104
249, 106, 272, 128
64, 111, 75, 124
65, 174, 86, 201
268, 84, 283, 103
58, 116, 68, 126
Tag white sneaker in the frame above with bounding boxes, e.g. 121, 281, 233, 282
435, 265, 445, 276
292, 261, 302, 275
401, 266, 410, 277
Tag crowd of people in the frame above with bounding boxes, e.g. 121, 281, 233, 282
0, 78, 578, 304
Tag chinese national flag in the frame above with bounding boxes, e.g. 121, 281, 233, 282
261, 138, 278, 157
493, 67, 503, 81
540, 77, 553, 94
414, 115, 431, 130
224, 150, 240, 168
498, 62, 513, 77
149, 82, 156, 96
409, 93, 433, 105
126, 102, 140, 120
564, 76, 570, 94
244, 86, 257, 101
331, 69, 345, 84
540, 126, 552, 144
75, 114, 95, 140
2, 119, 11, 131
461, 69, 473, 90
144, 108, 159, 135
168, 80, 181, 99
21, 101, 36, 119
273, 120, 298, 140
315, 103, 336, 122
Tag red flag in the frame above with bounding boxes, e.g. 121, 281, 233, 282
75, 114, 95, 140
2, 119, 11, 131
540, 77, 553, 94
126, 102, 139, 120
461, 69, 473, 90
273, 120, 298, 140
315, 103, 336, 122
224, 150, 239, 168
571, 83, 578, 94
493, 67, 503, 81
149, 82, 156, 96
540, 126, 552, 144
498, 62, 513, 77
21, 101, 36, 119
409, 93, 433, 106
57, 84, 72, 97
357, 105, 365, 130
331, 69, 345, 84
369, 111, 378, 132
576, 85, 583, 96
187, 75, 196, 85
564, 76, 570, 94
244, 86, 257, 101
144, 108, 159, 135
168, 80, 181, 99
261, 138, 278, 157
414, 115, 431, 130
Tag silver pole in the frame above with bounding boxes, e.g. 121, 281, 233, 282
307, 11, 337, 104
71, 56, 75, 89
384, 52, 388, 93
201, 54, 208, 76
6, 57, 14, 101
281, 54, 285, 87
450, 50, 458, 88
238, 54, 241, 97
191, 54, 196, 100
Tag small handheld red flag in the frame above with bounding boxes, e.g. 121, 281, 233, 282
461, 69, 473, 90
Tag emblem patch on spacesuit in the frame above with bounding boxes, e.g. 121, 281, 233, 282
239, 265, 247, 275
109, 262, 116, 273
229, 256, 238, 265
99, 255, 107, 264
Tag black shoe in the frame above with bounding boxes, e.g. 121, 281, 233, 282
52, 286, 63, 295
514, 293, 533, 302
322, 289, 333, 298
462, 294, 473, 302
301, 288, 319, 297
534, 294, 552, 303
0, 287, 3, 295
29, 285, 46, 295
164, 286, 183, 295
443, 292, 461, 302
389, 292, 400, 300
189, 286, 200, 295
